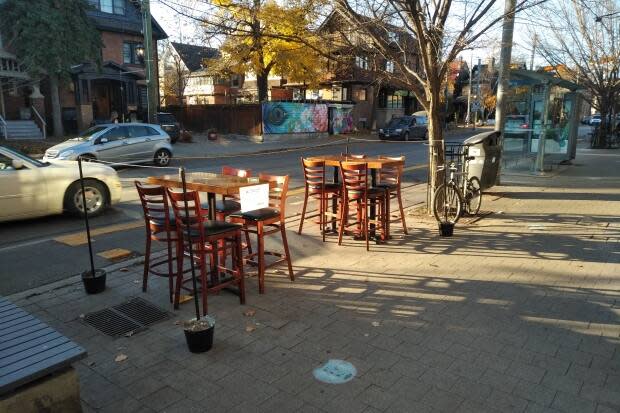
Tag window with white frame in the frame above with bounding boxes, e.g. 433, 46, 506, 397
355, 55, 369, 70
92, 0, 125, 15
388, 31, 398, 43
386, 60, 395, 73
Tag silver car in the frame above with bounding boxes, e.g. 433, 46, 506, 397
43, 123, 173, 166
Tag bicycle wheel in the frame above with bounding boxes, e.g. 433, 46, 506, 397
464, 177, 482, 215
433, 183, 463, 224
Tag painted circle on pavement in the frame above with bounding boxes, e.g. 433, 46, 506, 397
312, 359, 357, 384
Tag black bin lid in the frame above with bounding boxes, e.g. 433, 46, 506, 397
463, 131, 501, 145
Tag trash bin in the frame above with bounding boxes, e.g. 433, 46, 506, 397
463, 130, 501, 190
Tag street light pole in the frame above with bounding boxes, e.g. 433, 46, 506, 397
466, 53, 473, 127
141, 0, 158, 124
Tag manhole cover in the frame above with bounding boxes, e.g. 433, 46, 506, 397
83, 298, 170, 337
313, 359, 357, 384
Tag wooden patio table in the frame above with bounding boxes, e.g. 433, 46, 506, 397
147, 172, 273, 220
306, 155, 405, 238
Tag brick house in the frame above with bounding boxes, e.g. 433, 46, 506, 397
0, 0, 167, 138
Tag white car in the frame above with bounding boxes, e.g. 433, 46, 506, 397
0, 146, 122, 222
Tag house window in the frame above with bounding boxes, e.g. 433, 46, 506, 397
386, 60, 395, 73
355, 56, 368, 70
123, 43, 142, 65
96, 0, 125, 15
388, 31, 398, 43
386, 94, 403, 108
230, 75, 240, 87
353, 88, 367, 101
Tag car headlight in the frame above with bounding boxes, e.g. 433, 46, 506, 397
58, 150, 76, 159
379, 129, 384, 133
395, 128, 403, 133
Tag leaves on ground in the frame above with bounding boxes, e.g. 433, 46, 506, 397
243, 309, 256, 317
114, 354, 128, 363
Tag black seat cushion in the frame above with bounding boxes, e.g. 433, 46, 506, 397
309, 183, 341, 192
375, 183, 398, 191
347, 187, 386, 198
149, 212, 176, 228
215, 199, 241, 213
229, 207, 281, 221
182, 220, 242, 238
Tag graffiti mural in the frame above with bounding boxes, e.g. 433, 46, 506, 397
330, 105, 354, 134
262, 102, 328, 134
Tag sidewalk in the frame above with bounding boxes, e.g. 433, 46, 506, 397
7, 145, 619, 413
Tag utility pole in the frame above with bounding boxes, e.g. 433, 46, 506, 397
475, 57, 481, 128
494, 0, 516, 184
530, 33, 537, 71
141, 0, 158, 124
466, 53, 473, 127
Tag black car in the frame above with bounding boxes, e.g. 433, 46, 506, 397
379, 116, 427, 141
156, 112, 180, 143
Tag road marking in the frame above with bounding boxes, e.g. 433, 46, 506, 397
97, 248, 134, 261
54, 220, 144, 246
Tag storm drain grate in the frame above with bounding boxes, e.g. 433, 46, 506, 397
83, 298, 170, 338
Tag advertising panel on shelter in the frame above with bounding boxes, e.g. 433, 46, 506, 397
262, 102, 328, 134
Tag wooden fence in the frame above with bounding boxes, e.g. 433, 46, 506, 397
164, 104, 262, 136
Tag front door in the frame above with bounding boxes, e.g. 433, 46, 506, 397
0, 151, 48, 220
95, 125, 131, 163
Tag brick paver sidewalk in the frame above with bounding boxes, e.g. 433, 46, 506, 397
8, 146, 619, 413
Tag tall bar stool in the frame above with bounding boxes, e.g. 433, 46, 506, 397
298, 158, 341, 242
167, 188, 245, 315
338, 162, 387, 251
229, 174, 294, 294
135, 181, 178, 303
377, 156, 408, 236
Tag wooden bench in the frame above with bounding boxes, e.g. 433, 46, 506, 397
0, 296, 86, 412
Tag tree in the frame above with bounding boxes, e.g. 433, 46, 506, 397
162, 0, 327, 102
161, 42, 190, 105
0, 0, 101, 137
532, 0, 620, 148
333, 0, 544, 209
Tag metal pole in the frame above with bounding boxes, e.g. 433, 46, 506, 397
495, 0, 516, 183
78, 157, 96, 276
180, 167, 201, 320
466, 54, 473, 126
141, 0, 158, 124
474, 58, 481, 130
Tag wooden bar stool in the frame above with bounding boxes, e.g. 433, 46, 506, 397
229, 174, 294, 294
298, 158, 341, 241
167, 188, 245, 315
377, 156, 408, 236
135, 181, 178, 303
338, 162, 388, 251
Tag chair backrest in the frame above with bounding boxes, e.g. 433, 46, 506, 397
301, 158, 326, 194
166, 187, 205, 243
222, 166, 252, 178
341, 153, 366, 159
378, 155, 405, 186
135, 181, 172, 230
339, 162, 368, 200
259, 173, 289, 216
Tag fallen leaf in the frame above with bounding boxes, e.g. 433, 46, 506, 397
371, 321, 381, 327
133, 280, 140, 284
273, 269, 285, 275
243, 309, 256, 317
124, 331, 134, 338
174, 320, 181, 325
114, 354, 128, 363
119, 268, 129, 272
79, 314, 85, 319
245, 325, 256, 333
364, 333, 369, 337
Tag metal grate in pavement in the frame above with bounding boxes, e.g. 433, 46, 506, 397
83, 298, 170, 338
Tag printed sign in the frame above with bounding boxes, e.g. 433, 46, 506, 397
469, 148, 481, 157
312, 359, 357, 384
239, 184, 269, 212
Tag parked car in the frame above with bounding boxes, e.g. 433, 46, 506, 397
379, 116, 428, 141
156, 112, 180, 143
504, 115, 530, 132
43, 123, 173, 166
589, 114, 601, 126
0, 146, 121, 222
581, 115, 592, 125
411, 110, 428, 126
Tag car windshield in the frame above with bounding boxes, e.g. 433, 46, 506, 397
72, 126, 107, 141
157, 114, 176, 124
1, 147, 46, 167
387, 117, 410, 128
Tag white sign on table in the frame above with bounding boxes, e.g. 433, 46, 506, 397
239, 183, 270, 212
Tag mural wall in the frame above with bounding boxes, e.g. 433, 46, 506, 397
262, 102, 328, 134
330, 104, 354, 134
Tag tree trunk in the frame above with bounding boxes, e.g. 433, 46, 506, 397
49, 73, 64, 138
426, 85, 445, 214
257, 71, 269, 102
595, 99, 609, 148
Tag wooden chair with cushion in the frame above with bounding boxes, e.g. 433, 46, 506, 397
167, 188, 245, 315
229, 174, 294, 294
377, 156, 408, 236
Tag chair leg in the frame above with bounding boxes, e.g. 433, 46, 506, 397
298, 191, 308, 234
173, 242, 183, 309
384, 193, 391, 240
201, 251, 209, 316
280, 222, 294, 281
166, 236, 174, 303
319, 195, 325, 242
235, 234, 246, 304
257, 222, 266, 294
397, 188, 408, 234
243, 224, 253, 255
365, 201, 369, 251
338, 200, 347, 246
142, 236, 151, 293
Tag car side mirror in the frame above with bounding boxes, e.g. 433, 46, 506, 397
99, 137, 109, 144
12, 159, 24, 170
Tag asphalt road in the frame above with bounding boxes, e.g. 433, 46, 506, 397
0, 131, 478, 295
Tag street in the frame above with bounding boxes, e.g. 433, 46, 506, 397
0, 132, 475, 295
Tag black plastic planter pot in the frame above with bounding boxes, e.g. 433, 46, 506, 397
81, 269, 107, 294
184, 317, 215, 353
438, 222, 454, 237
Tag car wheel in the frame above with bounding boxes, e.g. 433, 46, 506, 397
404, 132, 410, 141
65, 179, 108, 217
154, 149, 171, 167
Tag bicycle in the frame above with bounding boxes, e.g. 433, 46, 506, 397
432, 146, 482, 224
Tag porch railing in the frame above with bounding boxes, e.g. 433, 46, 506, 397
31, 106, 46, 140
0, 115, 6, 140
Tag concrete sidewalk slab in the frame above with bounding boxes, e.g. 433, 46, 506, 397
7, 146, 620, 413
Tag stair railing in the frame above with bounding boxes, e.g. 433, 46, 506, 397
0, 115, 6, 140
31, 106, 46, 140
